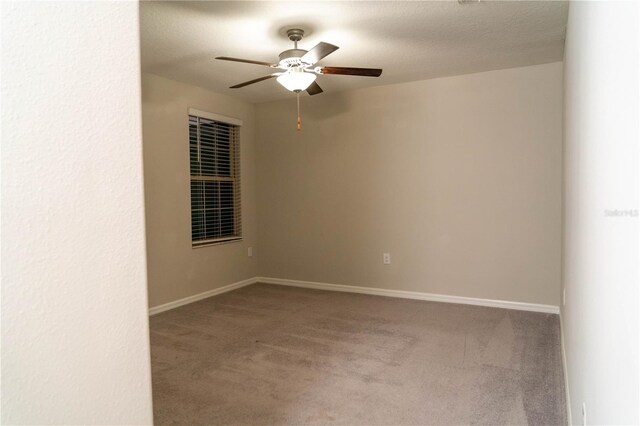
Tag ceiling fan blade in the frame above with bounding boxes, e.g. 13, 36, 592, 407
301, 42, 339, 65
319, 66, 382, 77
230, 74, 278, 89
216, 56, 276, 67
306, 81, 323, 96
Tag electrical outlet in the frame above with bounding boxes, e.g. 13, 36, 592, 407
582, 402, 586, 425
248, 247, 253, 257
383, 253, 391, 264
563, 288, 566, 306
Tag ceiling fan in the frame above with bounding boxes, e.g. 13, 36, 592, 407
216, 28, 383, 96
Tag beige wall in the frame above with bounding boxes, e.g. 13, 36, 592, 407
2, 3, 153, 423
256, 62, 563, 306
562, 2, 639, 424
142, 73, 258, 307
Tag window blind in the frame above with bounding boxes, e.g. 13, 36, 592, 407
189, 114, 241, 246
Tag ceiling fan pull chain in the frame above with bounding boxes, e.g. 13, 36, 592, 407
297, 92, 301, 131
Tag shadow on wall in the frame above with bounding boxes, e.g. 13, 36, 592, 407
303, 90, 352, 121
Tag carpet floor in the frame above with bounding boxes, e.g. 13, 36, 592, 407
150, 283, 566, 425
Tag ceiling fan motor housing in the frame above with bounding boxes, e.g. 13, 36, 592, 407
278, 49, 308, 67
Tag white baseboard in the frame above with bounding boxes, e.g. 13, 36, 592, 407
559, 312, 572, 425
148, 277, 257, 316
150, 276, 560, 316
257, 277, 560, 314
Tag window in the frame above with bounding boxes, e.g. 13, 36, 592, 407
189, 110, 241, 247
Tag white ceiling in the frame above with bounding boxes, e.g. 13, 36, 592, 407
140, 1, 568, 103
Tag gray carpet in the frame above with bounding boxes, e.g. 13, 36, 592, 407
150, 283, 566, 425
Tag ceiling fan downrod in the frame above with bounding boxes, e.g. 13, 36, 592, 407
297, 92, 301, 132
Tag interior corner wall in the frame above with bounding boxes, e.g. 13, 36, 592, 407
142, 73, 258, 308
256, 62, 564, 306
562, 1, 639, 424
1, 2, 153, 424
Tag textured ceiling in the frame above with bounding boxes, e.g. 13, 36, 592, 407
140, 1, 568, 103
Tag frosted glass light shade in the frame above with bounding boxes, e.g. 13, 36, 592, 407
277, 70, 316, 92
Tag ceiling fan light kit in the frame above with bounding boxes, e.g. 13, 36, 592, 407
216, 28, 382, 130
276, 68, 317, 92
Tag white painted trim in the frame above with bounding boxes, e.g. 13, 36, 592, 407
148, 277, 257, 316
149, 276, 560, 316
257, 277, 560, 314
559, 312, 572, 425
188, 108, 243, 126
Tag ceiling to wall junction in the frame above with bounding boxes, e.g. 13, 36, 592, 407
140, 1, 568, 103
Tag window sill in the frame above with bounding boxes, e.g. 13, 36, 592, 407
192, 237, 242, 249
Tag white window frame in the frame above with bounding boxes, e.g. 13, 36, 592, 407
188, 108, 243, 248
